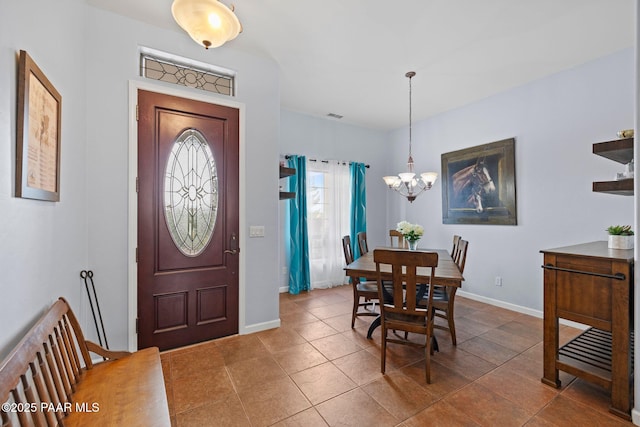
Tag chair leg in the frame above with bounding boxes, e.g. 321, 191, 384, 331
381, 325, 387, 374
447, 288, 458, 345
448, 312, 456, 345
351, 293, 358, 328
425, 333, 431, 384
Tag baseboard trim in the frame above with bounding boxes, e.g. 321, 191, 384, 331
457, 291, 588, 330
242, 318, 280, 335
275, 286, 587, 331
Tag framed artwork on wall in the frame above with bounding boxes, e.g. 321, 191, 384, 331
441, 138, 517, 225
16, 50, 62, 202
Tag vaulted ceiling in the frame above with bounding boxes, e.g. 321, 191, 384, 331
86, 0, 635, 130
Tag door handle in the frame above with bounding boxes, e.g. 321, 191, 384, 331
225, 232, 239, 255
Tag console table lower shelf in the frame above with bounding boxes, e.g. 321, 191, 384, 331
552, 328, 634, 391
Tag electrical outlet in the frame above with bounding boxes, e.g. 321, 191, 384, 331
282, 266, 288, 275
495, 276, 502, 286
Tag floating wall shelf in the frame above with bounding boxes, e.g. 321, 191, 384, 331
592, 137, 633, 196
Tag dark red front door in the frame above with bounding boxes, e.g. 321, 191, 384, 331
137, 89, 239, 351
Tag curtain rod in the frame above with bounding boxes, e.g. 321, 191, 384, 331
284, 155, 370, 168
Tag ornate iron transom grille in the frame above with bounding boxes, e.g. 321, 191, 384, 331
164, 129, 218, 256
141, 53, 234, 95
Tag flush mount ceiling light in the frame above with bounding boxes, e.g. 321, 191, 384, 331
172, 0, 242, 49
383, 71, 438, 203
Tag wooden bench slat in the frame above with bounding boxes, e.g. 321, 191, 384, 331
1, 408, 11, 426
37, 351, 63, 425
43, 342, 67, 419
52, 329, 73, 399
20, 374, 44, 427
60, 317, 80, 381
9, 390, 27, 427
48, 334, 71, 407
29, 362, 56, 427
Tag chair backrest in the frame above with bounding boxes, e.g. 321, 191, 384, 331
451, 235, 461, 259
373, 249, 438, 318
356, 231, 368, 255
342, 235, 354, 265
456, 239, 469, 273
342, 235, 361, 285
389, 230, 407, 248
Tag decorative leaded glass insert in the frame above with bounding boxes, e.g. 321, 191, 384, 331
140, 49, 234, 96
164, 129, 218, 256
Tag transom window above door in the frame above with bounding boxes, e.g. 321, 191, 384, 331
139, 47, 236, 96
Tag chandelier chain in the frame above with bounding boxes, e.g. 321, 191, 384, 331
408, 72, 412, 158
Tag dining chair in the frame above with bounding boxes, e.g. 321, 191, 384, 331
389, 230, 408, 248
451, 235, 461, 260
342, 235, 379, 328
432, 239, 468, 345
374, 248, 439, 383
356, 231, 369, 255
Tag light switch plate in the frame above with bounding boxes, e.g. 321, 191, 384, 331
249, 226, 265, 237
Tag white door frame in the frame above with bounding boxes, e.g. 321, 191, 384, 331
127, 79, 246, 351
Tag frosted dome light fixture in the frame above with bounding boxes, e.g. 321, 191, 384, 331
172, 0, 242, 49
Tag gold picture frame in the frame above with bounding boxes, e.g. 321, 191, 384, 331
16, 50, 62, 201
441, 138, 517, 225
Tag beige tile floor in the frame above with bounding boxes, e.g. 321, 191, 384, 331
160, 285, 634, 427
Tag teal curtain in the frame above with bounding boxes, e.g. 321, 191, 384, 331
350, 162, 367, 259
287, 156, 310, 294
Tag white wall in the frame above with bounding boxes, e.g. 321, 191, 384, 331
278, 110, 390, 289
386, 48, 635, 313
0, 0, 89, 359
0, 0, 282, 357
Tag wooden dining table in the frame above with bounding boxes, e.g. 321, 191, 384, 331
344, 247, 464, 339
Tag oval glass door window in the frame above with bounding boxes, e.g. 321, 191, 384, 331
164, 129, 218, 256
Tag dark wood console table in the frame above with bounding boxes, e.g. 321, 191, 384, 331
541, 241, 634, 420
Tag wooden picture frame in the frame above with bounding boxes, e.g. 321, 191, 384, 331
441, 138, 517, 225
16, 50, 62, 201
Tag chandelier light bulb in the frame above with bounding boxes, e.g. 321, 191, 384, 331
383, 176, 400, 187
399, 173, 415, 183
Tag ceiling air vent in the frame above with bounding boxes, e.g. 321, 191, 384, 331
327, 113, 343, 119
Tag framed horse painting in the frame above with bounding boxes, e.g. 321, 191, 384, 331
441, 138, 517, 225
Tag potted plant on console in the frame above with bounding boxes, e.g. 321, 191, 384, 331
606, 225, 634, 249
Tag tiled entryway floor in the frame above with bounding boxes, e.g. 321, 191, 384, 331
160, 286, 634, 426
